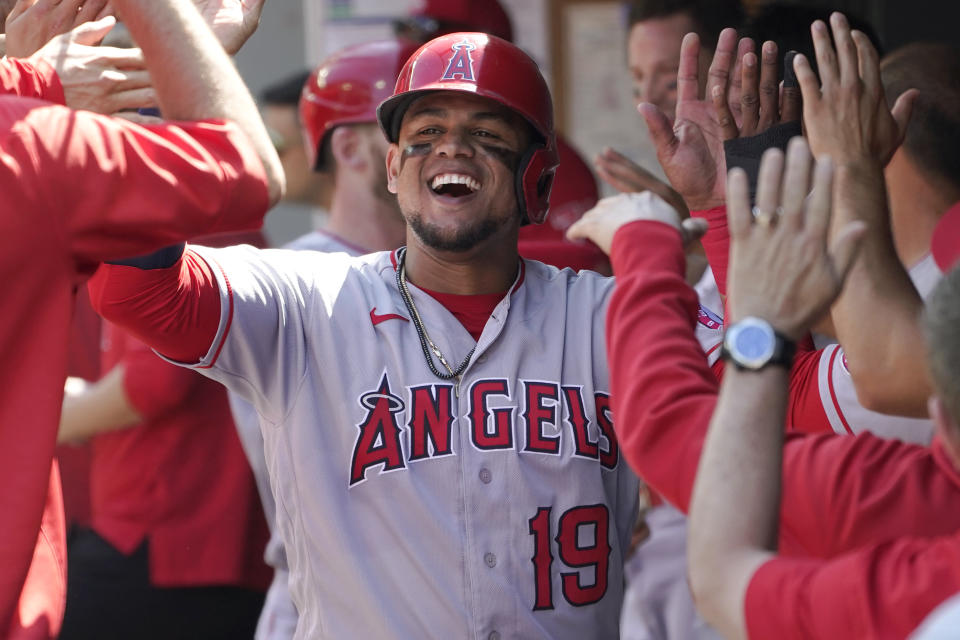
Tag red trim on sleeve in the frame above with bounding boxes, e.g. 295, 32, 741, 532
704, 342, 722, 362
826, 348, 854, 435
200, 257, 235, 369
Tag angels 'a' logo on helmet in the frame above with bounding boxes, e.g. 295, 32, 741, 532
441, 41, 477, 81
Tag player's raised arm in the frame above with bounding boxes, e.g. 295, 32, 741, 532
112, 0, 283, 204
795, 13, 926, 416
687, 138, 864, 639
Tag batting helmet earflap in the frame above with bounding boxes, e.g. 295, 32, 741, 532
376, 33, 559, 224
299, 39, 420, 171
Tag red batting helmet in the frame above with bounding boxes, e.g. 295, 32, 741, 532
377, 33, 559, 224
402, 0, 514, 43
299, 39, 419, 171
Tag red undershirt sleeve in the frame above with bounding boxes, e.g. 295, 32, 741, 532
785, 349, 834, 434
691, 206, 730, 296
88, 248, 224, 364
608, 220, 718, 512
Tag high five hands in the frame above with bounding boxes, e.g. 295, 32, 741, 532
794, 12, 916, 168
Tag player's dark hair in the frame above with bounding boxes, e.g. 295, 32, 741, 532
627, 0, 744, 50
881, 42, 960, 198
261, 70, 312, 107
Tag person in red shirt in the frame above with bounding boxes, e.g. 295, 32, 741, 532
57, 232, 271, 640
568, 12, 960, 638
0, 0, 283, 637
636, 16, 935, 435
571, 147, 960, 639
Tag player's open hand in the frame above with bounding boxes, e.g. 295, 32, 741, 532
567, 191, 707, 256
5, 0, 112, 58
28, 17, 155, 114
594, 147, 689, 218
192, 0, 266, 55
642, 28, 739, 212
726, 138, 865, 340
713, 40, 802, 141
796, 13, 916, 167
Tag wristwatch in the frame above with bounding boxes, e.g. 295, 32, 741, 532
721, 317, 796, 371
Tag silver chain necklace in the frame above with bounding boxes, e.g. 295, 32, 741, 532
395, 247, 475, 383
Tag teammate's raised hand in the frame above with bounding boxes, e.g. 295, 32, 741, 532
641, 28, 739, 212
593, 147, 689, 218
27, 17, 155, 114
795, 12, 916, 166
726, 138, 865, 340
713, 40, 802, 141
191, 0, 266, 55
567, 191, 707, 256
5, 0, 112, 58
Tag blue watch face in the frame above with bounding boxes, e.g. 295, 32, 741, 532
734, 325, 774, 361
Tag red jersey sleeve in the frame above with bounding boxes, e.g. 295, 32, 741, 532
608, 223, 960, 559
775, 432, 960, 558
608, 220, 717, 513
691, 206, 730, 296
784, 349, 834, 434
88, 249, 224, 365
744, 533, 960, 640
0, 100, 268, 267
0, 57, 64, 102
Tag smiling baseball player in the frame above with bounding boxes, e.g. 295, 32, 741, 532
90, 33, 639, 639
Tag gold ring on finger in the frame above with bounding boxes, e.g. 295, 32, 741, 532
752, 206, 779, 228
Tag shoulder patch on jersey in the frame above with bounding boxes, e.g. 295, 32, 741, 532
697, 304, 723, 331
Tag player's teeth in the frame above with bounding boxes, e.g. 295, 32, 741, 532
431, 174, 481, 192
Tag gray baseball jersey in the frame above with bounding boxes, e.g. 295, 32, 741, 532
177, 245, 639, 639
229, 229, 365, 640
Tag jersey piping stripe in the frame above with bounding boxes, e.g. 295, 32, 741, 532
704, 342, 721, 364
826, 346, 854, 435
199, 257, 234, 370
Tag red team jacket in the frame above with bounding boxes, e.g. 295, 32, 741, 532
608, 220, 960, 638
0, 58, 269, 637
91, 322, 270, 589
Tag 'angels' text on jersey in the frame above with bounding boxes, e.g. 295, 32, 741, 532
350, 374, 618, 486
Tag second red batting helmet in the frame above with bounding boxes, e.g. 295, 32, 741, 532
299, 39, 419, 171
402, 0, 514, 43
377, 33, 559, 224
